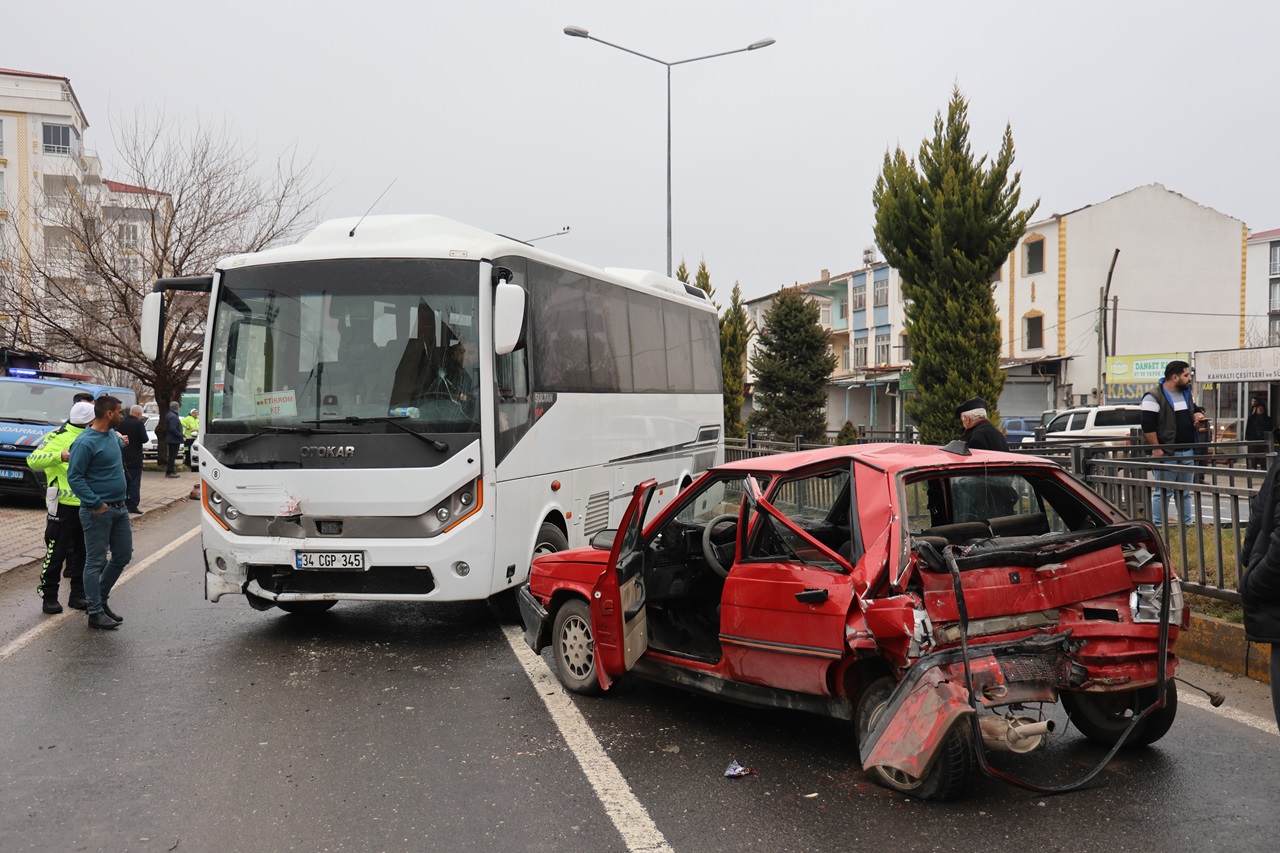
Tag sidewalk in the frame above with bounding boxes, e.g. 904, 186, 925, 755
0, 468, 199, 575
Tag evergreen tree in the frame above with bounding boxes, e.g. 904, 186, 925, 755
747, 289, 836, 442
694, 258, 717, 308
720, 281, 752, 440
835, 421, 859, 446
675, 259, 690, 284
872, 87, 1037, 445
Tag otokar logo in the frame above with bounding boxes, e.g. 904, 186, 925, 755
301, 446, 356, 459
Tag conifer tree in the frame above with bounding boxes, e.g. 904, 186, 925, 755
694, 258, 717, 307
720, 281, 752, 439
747, 289, 836, 442
675, 259, 690, 284
872, 87, 1037, 444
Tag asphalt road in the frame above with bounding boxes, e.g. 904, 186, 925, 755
1, 502, 1277, 853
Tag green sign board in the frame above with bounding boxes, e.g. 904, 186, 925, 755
898, 368, 914, 392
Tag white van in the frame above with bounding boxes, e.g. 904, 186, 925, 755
1042, 405, 1143, 441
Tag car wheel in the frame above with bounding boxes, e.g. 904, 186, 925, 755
855, 677, 977, 801
534, 522, 569, 558
1061, 681, 1178, 747
551, 599, 602, 696
276, 600, 338, 616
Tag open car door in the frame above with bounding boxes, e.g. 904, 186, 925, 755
590, 479, 656, 689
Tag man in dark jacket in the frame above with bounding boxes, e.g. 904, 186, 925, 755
117, 405, 148, 513
163, 401, 184, 478
1240, 454, 1280, 727
957, 396, 1009, 452
1245, 397, 1271, 469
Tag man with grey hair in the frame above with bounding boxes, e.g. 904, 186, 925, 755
956, 396, 1009, 452
117, 404, 148, 513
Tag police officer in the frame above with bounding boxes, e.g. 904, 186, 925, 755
180, 408, 199, 471
27, 400, 94, 614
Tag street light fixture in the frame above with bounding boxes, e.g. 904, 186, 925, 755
563, 26, 775, 277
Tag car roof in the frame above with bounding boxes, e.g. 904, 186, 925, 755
715, 442, 1046, 476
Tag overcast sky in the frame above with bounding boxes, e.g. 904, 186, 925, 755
9, 1, 1278, 301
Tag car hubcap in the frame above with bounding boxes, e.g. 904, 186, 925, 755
559, 615, 594, 679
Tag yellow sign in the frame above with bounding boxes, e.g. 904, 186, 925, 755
1105, 353, 1190, 384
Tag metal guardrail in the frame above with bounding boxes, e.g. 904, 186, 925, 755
725, 432, 1271, 604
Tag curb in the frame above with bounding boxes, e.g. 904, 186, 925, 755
0, 490, 198, 579
1180, 613, 1273, 683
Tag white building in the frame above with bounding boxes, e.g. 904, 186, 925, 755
1245, 226, 1280, 346
993, 183, 1249, 413
0, 68, 103, 331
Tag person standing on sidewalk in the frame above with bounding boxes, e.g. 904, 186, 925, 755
163, 401, 183, 479
181, 408, 199, 471
67, 395, 132, 630
25, 400, 94, 614
1246, 397, 1271, 470
1140, 360, 1206, 526
117, 404, 148, 514
1240, 452, 1280, 727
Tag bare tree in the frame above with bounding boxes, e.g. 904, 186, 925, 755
3, 111, 327, 461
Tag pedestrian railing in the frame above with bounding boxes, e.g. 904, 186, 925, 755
724, 432, 1270, 603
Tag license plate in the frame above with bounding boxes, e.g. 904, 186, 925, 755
295, 551, 365, 570
0, 469, 25, 480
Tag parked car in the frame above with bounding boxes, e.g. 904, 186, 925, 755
143, 415, 160, 458
520, 443, 1183, 801
998, 416, 1040, 444
1042, 405, 1144, 442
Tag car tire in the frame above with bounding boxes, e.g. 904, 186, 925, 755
276, 600, 338, 616
534, 522, 569, 558
551, 598, 602, 696
855, 676, 977, 801
1061, 680, 1178, 747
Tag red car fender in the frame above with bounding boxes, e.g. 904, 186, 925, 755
860, 665, 975, 778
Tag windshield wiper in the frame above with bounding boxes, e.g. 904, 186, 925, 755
302, 416, 449, 452
5, 417, 56, 426
220, 425, 329, 453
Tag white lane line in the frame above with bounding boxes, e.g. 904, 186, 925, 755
1182, 692, 1279, 737
501, 624, 673, 853
0, 525, 200, 664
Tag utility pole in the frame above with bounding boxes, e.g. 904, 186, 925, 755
1097, 286, 1106, 405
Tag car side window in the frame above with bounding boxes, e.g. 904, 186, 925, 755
744, 469, 850, 569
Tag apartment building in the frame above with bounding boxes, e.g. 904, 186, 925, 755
0, 68, 102, 331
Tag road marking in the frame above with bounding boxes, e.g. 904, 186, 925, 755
0, 525, 200, 664
501, 624, 673, 853
1182, 692, 1279, 737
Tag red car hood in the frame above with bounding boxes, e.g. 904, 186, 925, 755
529, 546, 610, 595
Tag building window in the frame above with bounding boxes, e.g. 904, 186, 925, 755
43, 124, 75, 155
0, 119, 4, 156
875, 333, 890, 365
118, 223, 140, 250
1024, 314, 1044, 350
842, 346, 851, 370
873, 277, 888, 307
851, 283, 866, 311
1271, 315, 1280, 346
1271, 280, 1280, 313
1271, 243, 1280, 277
854, 339, 868, 367
1024, 236, 1045, 275
819, 305, 831, 327
900, 332, 911, 362
838, 299, 847, 320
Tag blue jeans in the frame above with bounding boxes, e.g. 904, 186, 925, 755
79, 504, 133, 615
1151, 449, 1195, 525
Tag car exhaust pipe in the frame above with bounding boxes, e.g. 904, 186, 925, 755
978, 715, 1055, 754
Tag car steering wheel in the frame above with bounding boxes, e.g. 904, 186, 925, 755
701, 514, 739, 578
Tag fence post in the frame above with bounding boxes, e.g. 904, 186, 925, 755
746, 431, 755, 450
1033, 426, 1046, 442
795, 435, 804, 451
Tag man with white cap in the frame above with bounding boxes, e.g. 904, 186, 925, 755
26, 397, 95, 613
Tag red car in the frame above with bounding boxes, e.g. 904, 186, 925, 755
518, 443, 1185, 801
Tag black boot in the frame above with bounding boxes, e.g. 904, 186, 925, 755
88, 612, 119, 629
102, 604, 124, 623
42, 599, 63, 615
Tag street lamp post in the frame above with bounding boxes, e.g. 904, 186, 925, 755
564, 26, 775, 277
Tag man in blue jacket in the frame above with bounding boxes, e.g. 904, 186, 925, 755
164, 401, 184, 478
67, 395, 132, 630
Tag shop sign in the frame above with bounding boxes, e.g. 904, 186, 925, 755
1194, 347, 1280, 383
